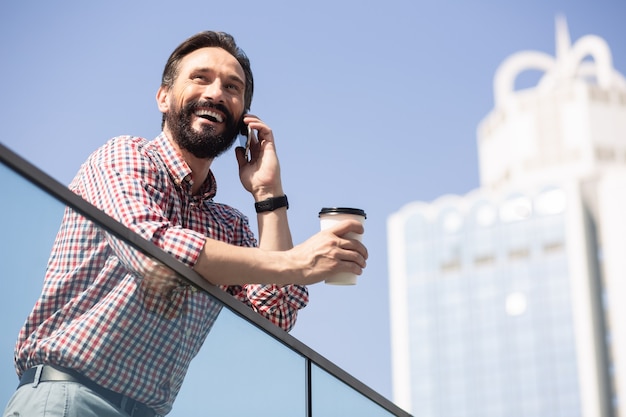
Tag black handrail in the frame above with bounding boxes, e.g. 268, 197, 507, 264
0, 141, 412, 417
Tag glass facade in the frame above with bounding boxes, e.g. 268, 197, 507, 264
399, 189, 581, 417
0, 143, 411, 417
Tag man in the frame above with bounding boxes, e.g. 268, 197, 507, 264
4, 31, 367, 417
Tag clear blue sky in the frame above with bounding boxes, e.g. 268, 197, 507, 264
1, 0, 625, 411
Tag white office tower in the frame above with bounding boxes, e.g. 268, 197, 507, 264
388, 17, 626, 417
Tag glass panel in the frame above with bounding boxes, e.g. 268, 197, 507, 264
171, 308, 306, 417
0, 163, 66, 407
311, 363, 394, 416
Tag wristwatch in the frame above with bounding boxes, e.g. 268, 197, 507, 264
255, 195, 289, 213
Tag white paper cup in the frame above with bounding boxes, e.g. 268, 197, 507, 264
319, 207, 367, 285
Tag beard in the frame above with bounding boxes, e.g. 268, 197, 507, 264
166, 100, 240, 159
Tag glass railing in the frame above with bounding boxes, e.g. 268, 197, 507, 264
0, 142, 411, 417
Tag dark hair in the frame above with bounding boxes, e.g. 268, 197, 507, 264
160, 31, 254, 126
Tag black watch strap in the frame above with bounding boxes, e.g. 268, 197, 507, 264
255, 195, 289, 213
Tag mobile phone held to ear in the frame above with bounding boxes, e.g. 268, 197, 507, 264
238, 123, 255, 160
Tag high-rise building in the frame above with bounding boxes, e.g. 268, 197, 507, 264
388, 17, 626, 417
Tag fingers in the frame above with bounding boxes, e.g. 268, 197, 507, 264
320, 240, 367, 282
327, 219, 365, 237
324, 220, 367, 258
237, 114, 274, 165
285, 228, 370, 285
242, 114, 274, 145
318, 224, 368, 269
335, 237, 368, 267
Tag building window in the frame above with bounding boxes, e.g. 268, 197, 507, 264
535, 188, 567, 215
441, 259, 462, 272
474, 254, 496, 266
595, 147, 615, 161
500, 195, 532, 222
543, 241, 564, 254
589, 86, 609, 102
508, 248, 530, 259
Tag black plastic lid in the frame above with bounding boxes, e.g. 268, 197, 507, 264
319, 207, 366, 219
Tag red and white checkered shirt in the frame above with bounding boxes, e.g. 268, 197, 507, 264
14, 133, 308, 416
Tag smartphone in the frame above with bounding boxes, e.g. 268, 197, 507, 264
238, 123, 255, 160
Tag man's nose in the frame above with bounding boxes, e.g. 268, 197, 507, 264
202, 80, 225, 102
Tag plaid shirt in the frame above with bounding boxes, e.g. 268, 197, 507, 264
14, 133, 308, 416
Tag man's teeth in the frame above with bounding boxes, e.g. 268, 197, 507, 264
195, 109, 223, 122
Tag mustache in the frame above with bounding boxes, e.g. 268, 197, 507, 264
185, 100, 233, 121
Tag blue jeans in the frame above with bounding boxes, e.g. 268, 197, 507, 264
4, 379, 126, 417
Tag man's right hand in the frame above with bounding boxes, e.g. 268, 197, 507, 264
285, 219, 368, 285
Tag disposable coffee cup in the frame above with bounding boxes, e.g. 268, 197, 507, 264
319, 207, 367, 285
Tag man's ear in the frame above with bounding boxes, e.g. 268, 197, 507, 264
156, 85, 170, 113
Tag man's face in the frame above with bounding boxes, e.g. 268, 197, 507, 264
159, 47, 246, 159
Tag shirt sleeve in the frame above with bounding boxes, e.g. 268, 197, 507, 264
217, 207, 310, 332
228, 284, 309, 332
71, 137, 206, 271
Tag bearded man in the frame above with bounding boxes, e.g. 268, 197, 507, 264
4, 31, 368, 417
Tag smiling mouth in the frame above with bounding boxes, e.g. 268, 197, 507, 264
195, 109, 223, 123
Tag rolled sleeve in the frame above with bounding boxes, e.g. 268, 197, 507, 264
241, 284, 309, 332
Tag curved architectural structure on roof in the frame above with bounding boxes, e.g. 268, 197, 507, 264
494, 16, 626, 108
478, 17, 626, 192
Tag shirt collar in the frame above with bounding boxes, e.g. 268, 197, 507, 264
154, 132, 217, 201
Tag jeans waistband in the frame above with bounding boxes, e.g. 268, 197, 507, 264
19, 365, 156, 417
